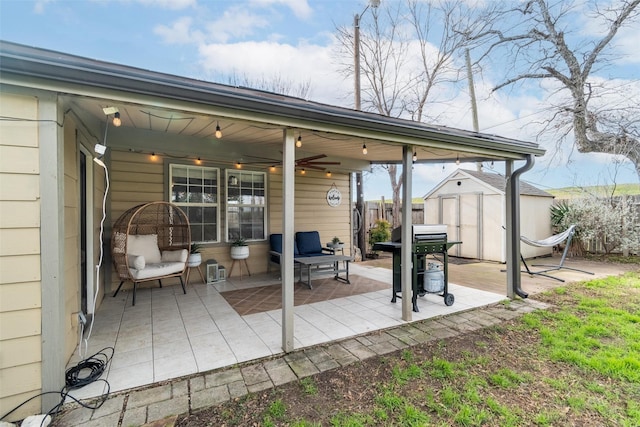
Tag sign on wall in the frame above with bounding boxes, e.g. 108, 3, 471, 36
326, 184, 342, 207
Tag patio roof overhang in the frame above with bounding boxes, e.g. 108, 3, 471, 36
1, 39, 537, 368
0, 40, 544, 173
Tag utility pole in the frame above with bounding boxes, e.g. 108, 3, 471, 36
354, 0, 380, 260
465, 48, 482, 172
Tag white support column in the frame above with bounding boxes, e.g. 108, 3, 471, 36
401, 145, 413, 321
281, 128, 295, 352
39, 94, 65, 412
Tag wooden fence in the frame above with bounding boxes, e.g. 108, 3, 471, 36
364, 201, 424, 230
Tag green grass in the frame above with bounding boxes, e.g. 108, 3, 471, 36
547, 183, 640, 198
299, 377, 318, 395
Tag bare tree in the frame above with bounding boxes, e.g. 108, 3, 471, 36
335, 0, 493, 226
476, 0, 640, 178
226, 70, 311, 99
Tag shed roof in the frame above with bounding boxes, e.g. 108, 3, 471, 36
424, 169, 554, 199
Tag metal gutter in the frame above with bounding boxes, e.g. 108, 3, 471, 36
505, 154, 535, 299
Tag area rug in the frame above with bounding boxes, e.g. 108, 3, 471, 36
220, 275, 390, 316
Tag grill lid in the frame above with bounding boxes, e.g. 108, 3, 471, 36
392, 224, 448, 242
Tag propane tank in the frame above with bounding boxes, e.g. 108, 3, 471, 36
423, 262, 444, 293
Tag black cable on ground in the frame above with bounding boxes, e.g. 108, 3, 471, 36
0, 347, 114, 425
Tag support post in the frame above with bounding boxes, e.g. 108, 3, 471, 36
281, 128, 295, 352
401, 145, 413, 320
40, 94, 65, 412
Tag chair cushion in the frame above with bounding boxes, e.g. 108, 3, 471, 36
127, 254, 146, 270
127, 234, 162, 264
129, 261, 184, 280
296, 231, 323, 255
161, 249, 188, 263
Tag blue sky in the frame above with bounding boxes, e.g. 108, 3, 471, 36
1, 0, 639, 199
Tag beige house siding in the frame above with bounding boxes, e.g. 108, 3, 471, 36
107, 151, 352, 290
268, 171, 351, 254
0, 92, 43, 421
63, 119, 80, 359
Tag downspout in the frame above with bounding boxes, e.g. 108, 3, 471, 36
505, 154, 534, 299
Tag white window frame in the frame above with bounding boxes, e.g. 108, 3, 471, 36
225, 169, 267, 243
169, 164, 220, 243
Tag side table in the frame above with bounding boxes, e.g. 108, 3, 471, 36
228, 259, 251, 279
184, 264, 206, 285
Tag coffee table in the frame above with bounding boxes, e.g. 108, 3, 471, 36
294, 255, 352, 289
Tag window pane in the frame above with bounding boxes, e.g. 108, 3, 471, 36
225, 171, 266, 242
170, 164, 219, 243
172, 185, 187, 202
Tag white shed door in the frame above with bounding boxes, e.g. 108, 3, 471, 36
459, 193, 482, 259
439, 193, 482, 259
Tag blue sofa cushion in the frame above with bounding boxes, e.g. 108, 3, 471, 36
295, 231, 326, 256
269, 234, 299, 264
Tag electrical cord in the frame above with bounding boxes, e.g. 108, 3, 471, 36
0, 347, 113, 425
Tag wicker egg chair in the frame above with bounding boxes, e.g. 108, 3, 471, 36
111, 201, 191, 305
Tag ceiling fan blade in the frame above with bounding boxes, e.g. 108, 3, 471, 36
299, 161, 341, 165
299, 165, 326, 171
296, 154, 326, 162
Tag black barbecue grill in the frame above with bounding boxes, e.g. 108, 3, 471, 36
373, 224, 461, 312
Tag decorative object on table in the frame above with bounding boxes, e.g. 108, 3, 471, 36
327, 236, 344, 249
188, 243, 202, 267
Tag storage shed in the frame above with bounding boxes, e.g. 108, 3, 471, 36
423, 169, 554, 263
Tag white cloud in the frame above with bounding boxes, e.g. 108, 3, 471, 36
249, 0, 313, 20
135, 0, 197, 10
197, 39, 349, 105
34, 0, 54, 14
154, 17, 204, 44
204, 6, 271, 43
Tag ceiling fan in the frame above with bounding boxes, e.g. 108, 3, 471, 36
245, 154, 341, 170
293, 154, 340, 170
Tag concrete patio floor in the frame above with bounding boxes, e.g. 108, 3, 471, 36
65, 261, 508, 403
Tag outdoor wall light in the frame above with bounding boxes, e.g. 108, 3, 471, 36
412, 150, 417, 162
235, 162, 242, 169
326, 171, 332, 177
456, 154, 460, 165
362, 144, 367, 155
300, 168, 306, 175
270, 165, 276, 172
112, 112, 121, 127
215, 122, 222, 139
296, 135, 302, 148
196, 157, 202, 165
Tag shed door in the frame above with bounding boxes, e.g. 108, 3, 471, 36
439, 196, 460, 257
459, 193, 482, 259
439, 193, 483, 259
